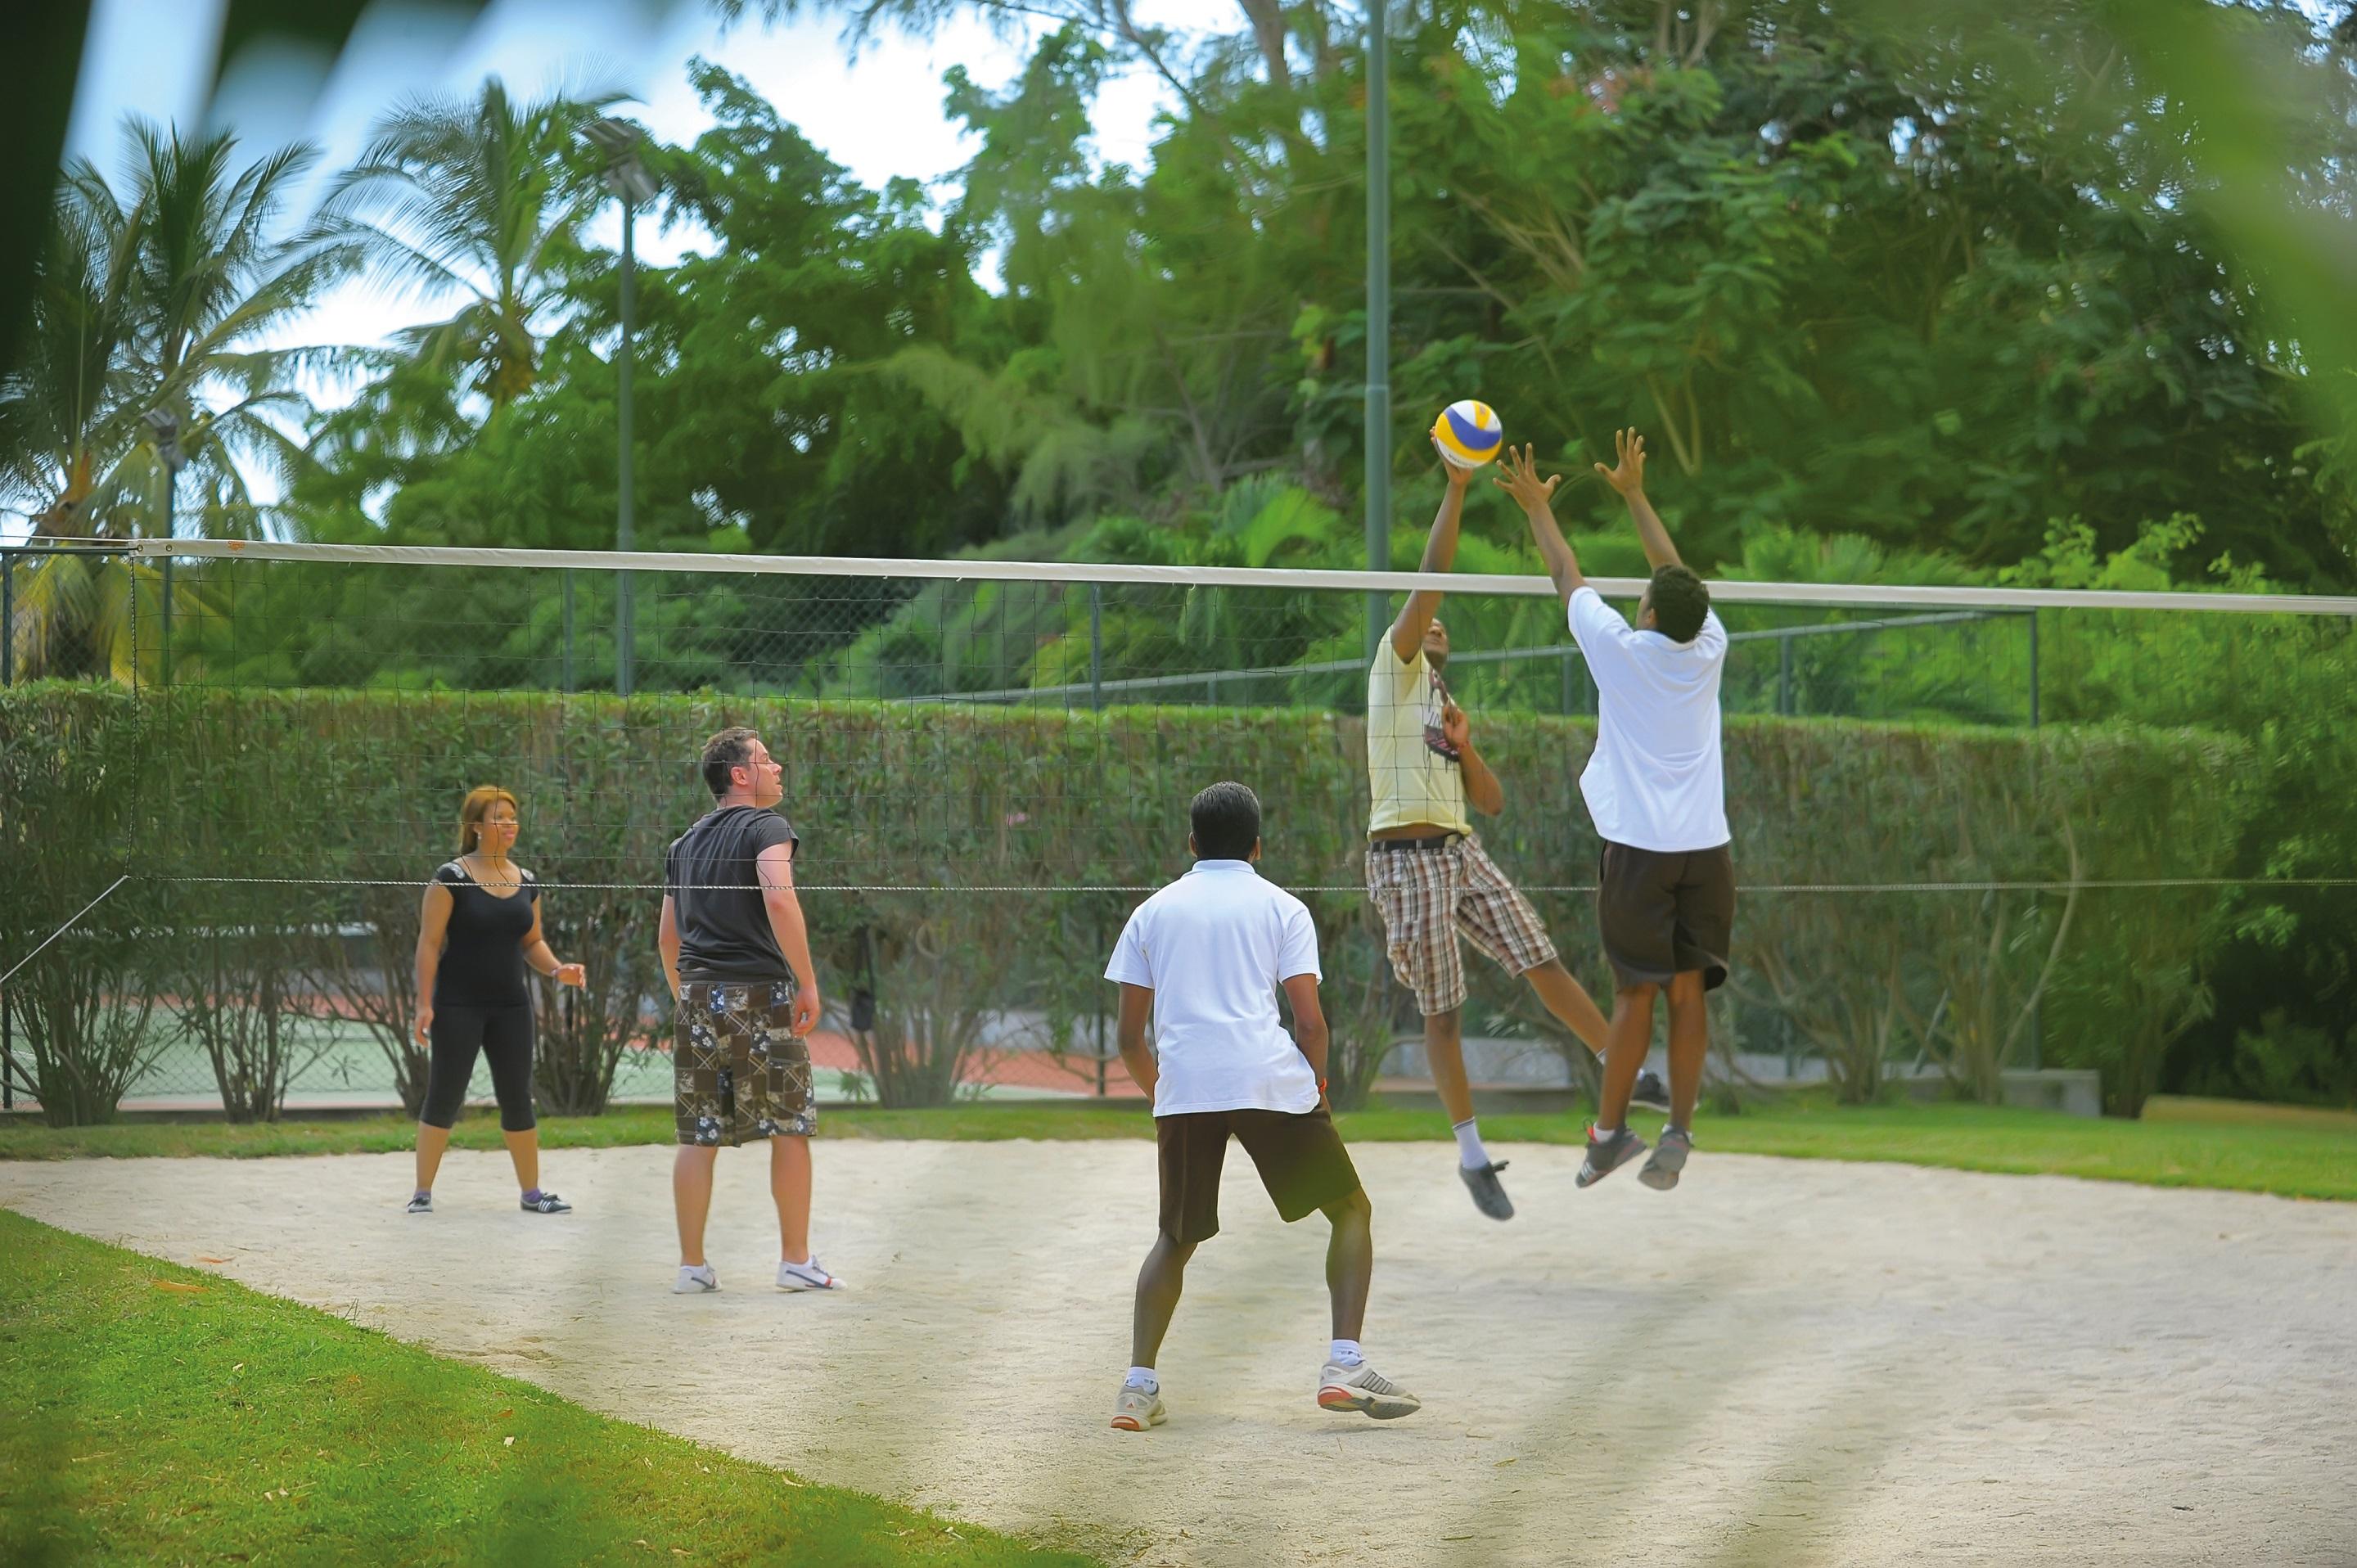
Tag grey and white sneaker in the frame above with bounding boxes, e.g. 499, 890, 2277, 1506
674, 1264, 719, 1294
1458, 1160, 1515, 1221
520, 1191, 572, 1214
1110, 1381, 1166, 1431
1318, 1361, 1421, 1421
777, 1256, 843, 1292
1576, 1125, 1648, 1188
1630, 1069, 1671, 1115
405, 1192, 432, 1214
1640, 1125, 1692, 1191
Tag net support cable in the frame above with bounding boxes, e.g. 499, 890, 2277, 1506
125, 538, 2357, 619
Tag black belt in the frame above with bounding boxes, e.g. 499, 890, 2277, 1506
1369, 833, 1464, 853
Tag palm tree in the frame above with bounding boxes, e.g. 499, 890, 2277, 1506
1, 119, 341, 681
312, 79, 620, 412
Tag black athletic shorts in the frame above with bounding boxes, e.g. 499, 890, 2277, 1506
1156, 1105, 1363, 1246
1597, 840, 1736, 992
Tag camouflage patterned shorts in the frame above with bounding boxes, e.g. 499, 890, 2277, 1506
673, 979, 817, 1147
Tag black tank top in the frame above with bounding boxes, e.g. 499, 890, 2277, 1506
430, 861, 538, 1008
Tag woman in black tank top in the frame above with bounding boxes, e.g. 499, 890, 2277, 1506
408, 786, 587, 1215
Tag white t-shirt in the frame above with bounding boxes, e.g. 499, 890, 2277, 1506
1568, 585, 1730, 853
1102, 860, 1323, 1117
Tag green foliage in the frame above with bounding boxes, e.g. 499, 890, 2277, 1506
0, 683, 2255, 1121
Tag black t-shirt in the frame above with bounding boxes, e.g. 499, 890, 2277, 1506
430, 862, 538, 1008
665, 805, 801, 981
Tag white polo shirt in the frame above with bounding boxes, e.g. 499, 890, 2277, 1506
1568, 584, 1730, 853
1103, 860, 1323, 1117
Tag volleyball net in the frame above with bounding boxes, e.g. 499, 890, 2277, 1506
2, 538, 2352, 1121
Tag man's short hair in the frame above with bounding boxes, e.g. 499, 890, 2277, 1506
701, 727, 761, 798
1190, 781, 1261, 861
1650, 565, 1710, 644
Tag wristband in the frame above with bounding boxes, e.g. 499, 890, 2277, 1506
1317, 1077, 1328, 1097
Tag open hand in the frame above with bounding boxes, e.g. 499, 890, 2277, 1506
1594, 427, 1647, 497
1491, 444, 1562, 512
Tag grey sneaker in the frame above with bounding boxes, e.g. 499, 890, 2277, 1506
404, 1192, 432, 1214
1640, 1125, 1692, 1191
674, 1264, 719, 1294
1318, 1361, 1421, 1421
1111, 1381, 1166, 1431
1458, 1159, 1514, 1221
1576, 1125, 1648, 1188
1630, 1069, 1671, 1115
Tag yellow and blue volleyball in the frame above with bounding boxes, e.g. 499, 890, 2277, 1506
1431, 399, 1504, 468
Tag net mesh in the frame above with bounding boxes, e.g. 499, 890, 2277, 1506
1, 542, 2350, 1120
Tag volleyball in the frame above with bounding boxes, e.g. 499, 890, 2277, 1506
1431, 399, 1504, 468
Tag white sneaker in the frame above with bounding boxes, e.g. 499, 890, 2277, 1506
1317, 1360, 1421, 1421
777, 1256, 843, 1292
1110, 1380, 1166, 1431
674, 1264, 719, 1294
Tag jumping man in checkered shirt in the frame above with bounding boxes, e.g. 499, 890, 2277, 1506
1364, 441, 1670, 1222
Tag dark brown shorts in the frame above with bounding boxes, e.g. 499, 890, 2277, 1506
1597, 840, 1736, 992
674, 979, 816, 1147
1156, 1106, 1363, 1246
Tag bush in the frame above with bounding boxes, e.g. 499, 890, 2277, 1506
1, 685, 2257, 1120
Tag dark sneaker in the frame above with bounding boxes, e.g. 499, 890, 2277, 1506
521, 1192, 572, 1214
1575, 1126, 1648, 1188
1640, 1126, 1692, 1191
1458, 1160, 1515, 1221
405, 1192, 433, 1214
1630, 1069, 1670, 1115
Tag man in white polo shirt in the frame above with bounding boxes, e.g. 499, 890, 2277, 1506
1102, 782, 1420, 1432
1496, 431, 1734, 1192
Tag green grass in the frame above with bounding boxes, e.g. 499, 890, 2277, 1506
0, 1210, 1098, 1568
4, 1093, 2353, 1200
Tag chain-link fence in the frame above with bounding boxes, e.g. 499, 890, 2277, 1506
5, 542, 2353, 1122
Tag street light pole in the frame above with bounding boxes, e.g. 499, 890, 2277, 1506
1363, 1, 1391, 669
586, 118, 659, 699
616, 187, 638, 697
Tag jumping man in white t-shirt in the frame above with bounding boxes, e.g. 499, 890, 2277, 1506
1102, 782, 1420, 1431
1497, 433, 1734, 1192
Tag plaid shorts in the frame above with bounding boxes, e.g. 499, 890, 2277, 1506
673, 979, 817, 1147
1365, 836, 1558, 1016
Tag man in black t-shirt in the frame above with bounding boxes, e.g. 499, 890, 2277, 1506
658, 726, 840, 1295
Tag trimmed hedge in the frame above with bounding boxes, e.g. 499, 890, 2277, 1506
1, 685, 2253, 1120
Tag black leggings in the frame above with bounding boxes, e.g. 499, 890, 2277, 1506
421, 1003, 538, 1133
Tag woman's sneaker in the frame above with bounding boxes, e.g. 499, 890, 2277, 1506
674, 1264, 719, 1294
1318, 1362, 1422, 1421
520, 1191, 572, 1214
1640, 1126, 1693, 1190
405, 1192, 432, 1214
1576, 1125, 1648, 1187
777, 1257, 843, 1292
1110, 1381, 1166, 1431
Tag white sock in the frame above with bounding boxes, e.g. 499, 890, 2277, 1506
678, 1263, 714, 1280
1125, 1365, 1158, 1390
1452, 1118, 1489, 1170
1592, 1124, 1624, 1140
1329, 1339, 1363, 1367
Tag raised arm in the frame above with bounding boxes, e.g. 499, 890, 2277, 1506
1594, 428, 1680, 570
1494, 444, 1584, 606
1387, 446, 1474, 662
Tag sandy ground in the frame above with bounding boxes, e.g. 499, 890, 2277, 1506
5, 1142, 2354, 1567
